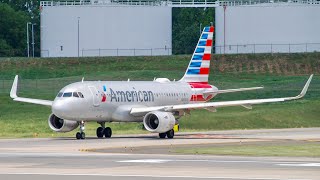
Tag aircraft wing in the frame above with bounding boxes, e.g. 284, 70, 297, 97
10, 75, 53, 106
130, 75, 313, 115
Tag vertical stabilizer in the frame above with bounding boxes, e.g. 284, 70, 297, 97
179, 26, 214, 84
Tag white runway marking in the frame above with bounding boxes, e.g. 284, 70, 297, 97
118, 159, 171, 163
0, 172, 310, 180
277, 163, 320, 167
117, 159, 259, 163
117, 159, 316, 165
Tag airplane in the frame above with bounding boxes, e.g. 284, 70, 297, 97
10, 26, 313, 140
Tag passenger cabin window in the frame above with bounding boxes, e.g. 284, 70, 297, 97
57, 92, 63, 97
63, 92, 72, 97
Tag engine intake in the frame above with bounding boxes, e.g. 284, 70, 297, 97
48, 114, 79, 132
143, 111, 175, 133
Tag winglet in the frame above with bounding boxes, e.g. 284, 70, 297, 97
10, 75, 18, 99
285, 74, 313, 100
299, 74, 313, 98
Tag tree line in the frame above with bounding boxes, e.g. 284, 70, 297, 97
0, 0, 40, 57
0, 1, 214, 57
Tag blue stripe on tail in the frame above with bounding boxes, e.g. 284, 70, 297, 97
195, 48, 205, 53
201, 34, 208, 39
189, 62, 202, 67
192, 55, 203, 60
198, 40, 207, 46
187, 69, 200, 74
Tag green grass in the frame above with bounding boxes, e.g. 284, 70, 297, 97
0, 53, 319, 138
174, 143, 320, 157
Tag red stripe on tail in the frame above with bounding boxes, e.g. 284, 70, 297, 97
203, 54, 211, 60
200, 68, 209, 75
206, 39, 212, 46
210, 26, 214, 32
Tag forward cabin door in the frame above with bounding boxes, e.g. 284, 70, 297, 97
88, 86, 100, 107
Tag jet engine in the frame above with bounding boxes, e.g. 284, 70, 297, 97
48, 114, 79, 132
143, 111, 175, 133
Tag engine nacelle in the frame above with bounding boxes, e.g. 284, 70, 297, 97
143, 111, 175, 133
48, 114, 79, 132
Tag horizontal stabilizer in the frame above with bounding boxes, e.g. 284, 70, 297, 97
217, 87, 264, 94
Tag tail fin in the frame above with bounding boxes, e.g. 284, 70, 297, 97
179, 26, 214, 84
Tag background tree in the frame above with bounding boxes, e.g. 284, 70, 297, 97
0, 0, 39, 57
172, 7, 215, 55
0, 3, 30, 56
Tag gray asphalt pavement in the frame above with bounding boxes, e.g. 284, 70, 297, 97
0, 128, 319, 180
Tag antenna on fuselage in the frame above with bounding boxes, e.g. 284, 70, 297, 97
153, 77, 156, 81
81, 77, 84, 82
127, 79, 130, 82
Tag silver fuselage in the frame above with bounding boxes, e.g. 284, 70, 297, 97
52, 80, 218, 122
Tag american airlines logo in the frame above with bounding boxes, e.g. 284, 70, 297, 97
104, 87, 154, 102
102, 85, 107, 102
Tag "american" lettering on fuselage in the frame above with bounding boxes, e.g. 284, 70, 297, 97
109, 88, 154, 102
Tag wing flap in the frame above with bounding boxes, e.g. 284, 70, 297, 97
130, 75, 313, 115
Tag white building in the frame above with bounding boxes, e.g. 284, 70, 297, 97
40, 2, 172, 57
215, 1, 320, 54
40, 0, 320, 57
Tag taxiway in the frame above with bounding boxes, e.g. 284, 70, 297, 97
0, 128, 319, 180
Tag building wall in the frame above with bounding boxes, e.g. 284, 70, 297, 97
40, 6, 172, 57
215, 4, 320, 54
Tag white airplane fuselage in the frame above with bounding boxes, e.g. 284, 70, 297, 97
53, 79, 218, 122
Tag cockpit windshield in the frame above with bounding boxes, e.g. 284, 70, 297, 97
57, 92, 84, 98
73, 92, 79, 97
63, 92, 72, 97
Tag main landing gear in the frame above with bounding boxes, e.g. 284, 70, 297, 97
96, 122, 112, 138
159, 129, 174, 139
76, 121, 86, 140
159, 124, 179, 139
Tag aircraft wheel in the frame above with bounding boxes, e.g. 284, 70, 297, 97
96, 127, 104, 138
76, 132, 81, 140
166, 129, 174, 139
159, 133, 166, 139
104, 127, 112, 138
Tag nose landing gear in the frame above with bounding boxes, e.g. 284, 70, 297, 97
76, 121, 86, 140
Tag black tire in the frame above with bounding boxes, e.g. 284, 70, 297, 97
76, 132, 81, 140
159, 133, 166, 139
96, 127, 104, 138
104, 127, 112, 138
80, 132, 86, 139
166, 129, 174, 139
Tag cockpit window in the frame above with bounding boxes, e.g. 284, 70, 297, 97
57, 92, 63, 97
78, 92, 84, 98
63, 92, 72, 97
73, 92, 79, 97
